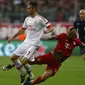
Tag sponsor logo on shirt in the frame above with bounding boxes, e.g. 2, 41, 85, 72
27, 26, 36, 31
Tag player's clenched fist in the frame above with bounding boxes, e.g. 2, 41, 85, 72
8, 37, 13, 43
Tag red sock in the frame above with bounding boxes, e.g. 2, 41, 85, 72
17, 65, 22, 70
32, 76, 42, 85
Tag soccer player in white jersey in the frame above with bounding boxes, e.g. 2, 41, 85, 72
3, 2, 53, 84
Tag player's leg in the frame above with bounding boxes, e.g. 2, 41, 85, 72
21, 46, 38, 79
32, 69, 56, 85
22, 69, 55, 85
22, 53, 60, 85
31, 60, 61, 85
10, 54, 26, 83
24, 63, 34, 79
3, 43, 34, 83
23, 64, 59, 85
33, 52, 56, 64
2, 60, 34, 79
7, 43, 28, 83
3, 63, 15, 71
24, 47, 38, 79
3, 63, 34, 79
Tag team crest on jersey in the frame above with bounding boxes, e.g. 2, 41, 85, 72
65, 43, 70, 49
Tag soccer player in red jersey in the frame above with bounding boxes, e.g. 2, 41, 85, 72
23, 28, 85, 85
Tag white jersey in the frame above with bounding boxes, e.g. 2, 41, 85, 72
22, 14, 50, 46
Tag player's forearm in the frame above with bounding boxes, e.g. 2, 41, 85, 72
44, 28, 54, 34
41, 30, 56, 40
12, 28, 25, 39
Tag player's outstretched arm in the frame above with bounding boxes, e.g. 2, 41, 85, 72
41, 31, 56, 40
8, 27, 25, 43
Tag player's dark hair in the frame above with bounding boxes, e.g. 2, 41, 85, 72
29, 2, 37, 9
69, 27, 77, 37
69, 27, 76, 31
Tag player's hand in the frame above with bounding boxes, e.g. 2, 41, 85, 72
8, 37, 13, 43
43, 30, 48, 34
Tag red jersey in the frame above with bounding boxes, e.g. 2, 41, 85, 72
54, 33, 82, 57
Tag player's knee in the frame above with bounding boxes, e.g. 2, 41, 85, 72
21, 60, 27, 65
21, 57, 31, 65
10, 54, 18, 61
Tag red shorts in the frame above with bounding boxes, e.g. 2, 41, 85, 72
35, 52, 61, 74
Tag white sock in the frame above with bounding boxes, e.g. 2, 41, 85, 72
13, 59, 26, 76
24, 64, 31, 73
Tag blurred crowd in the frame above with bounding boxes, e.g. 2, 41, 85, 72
0, 0, 85, 23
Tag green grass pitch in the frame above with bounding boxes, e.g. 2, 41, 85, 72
0, 56, 85, 85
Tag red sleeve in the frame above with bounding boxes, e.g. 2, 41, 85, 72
46, 24, 54, 32
47, 24, 51, 29
75, 38, 82, 46
40, 16, 52, 30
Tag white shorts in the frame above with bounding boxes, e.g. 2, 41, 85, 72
24, 46, 38, 61
13, 42, 39, 61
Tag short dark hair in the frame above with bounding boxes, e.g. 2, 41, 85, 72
28, 2, 37, 9
69, 27, 76, 31
69, 27, 77, 37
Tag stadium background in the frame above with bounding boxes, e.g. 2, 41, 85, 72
0, 0, 85, 85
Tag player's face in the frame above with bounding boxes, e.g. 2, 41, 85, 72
27, 5, 34, 15
68, 29, 76, 41
79, 10, 85, 20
